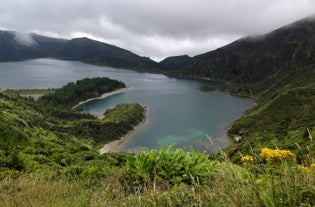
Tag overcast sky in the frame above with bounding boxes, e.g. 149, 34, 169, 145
1, 0, 315, 60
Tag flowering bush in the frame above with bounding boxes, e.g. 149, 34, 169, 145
259, 148, 295, 163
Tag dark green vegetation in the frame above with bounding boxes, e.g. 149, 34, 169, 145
2, 140, 315, 206
1, 88, 55, 98
37, 77, 125, 109
73, 103, 145, 145
127, 144, 220, 185
199, 85, 216, 92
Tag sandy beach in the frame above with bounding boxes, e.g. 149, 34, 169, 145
72, 87, 129, 110
100, 139, 123, 153
100, 107, 148, 154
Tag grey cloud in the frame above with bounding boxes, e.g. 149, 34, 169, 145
13, 32, 38, 47
0, 0, 315, 58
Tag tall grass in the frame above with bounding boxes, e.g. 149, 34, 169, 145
1, 146, 315, 206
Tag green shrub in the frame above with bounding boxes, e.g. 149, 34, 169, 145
81, 167, 107, 179
127, 144, 220, 185
63, 165, 84, 179
0, 150, 24, 171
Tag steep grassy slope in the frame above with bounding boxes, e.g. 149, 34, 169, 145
0, 93, 93, 172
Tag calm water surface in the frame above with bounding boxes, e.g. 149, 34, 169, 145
0, 59, 253, 152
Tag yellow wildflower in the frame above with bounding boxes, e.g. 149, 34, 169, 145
241, 155, 254, 166
259, 148, 295, 162
241, 155, 254, 162
298, 165, 311, 173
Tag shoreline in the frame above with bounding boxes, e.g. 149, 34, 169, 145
72, 87, 129, 110
100, 107, 148, 154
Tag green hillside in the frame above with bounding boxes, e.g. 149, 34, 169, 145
0, 78, 145, 173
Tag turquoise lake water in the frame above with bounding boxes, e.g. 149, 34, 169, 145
0, 58, 253, 152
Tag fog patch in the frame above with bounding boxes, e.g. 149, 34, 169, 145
13, 32, 38, 47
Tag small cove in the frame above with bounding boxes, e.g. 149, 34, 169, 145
0, 58, 253, 153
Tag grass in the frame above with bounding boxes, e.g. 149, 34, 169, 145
1, 146, 315, 206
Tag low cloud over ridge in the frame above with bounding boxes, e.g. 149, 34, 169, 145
1, 0, 315, 59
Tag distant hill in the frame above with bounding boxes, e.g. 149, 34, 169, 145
159, 55, 194, 71
0, 31, 160, 72
58, 37, 160, 72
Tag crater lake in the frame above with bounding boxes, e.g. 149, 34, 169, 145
0, 58, 253, 152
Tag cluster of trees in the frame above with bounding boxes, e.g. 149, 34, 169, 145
38, 77, 125, 109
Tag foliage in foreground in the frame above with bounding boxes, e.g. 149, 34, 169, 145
127, 144, 220, 185
1, 146, 315, 206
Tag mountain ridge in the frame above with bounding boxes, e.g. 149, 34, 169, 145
0, 30, 160, 72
